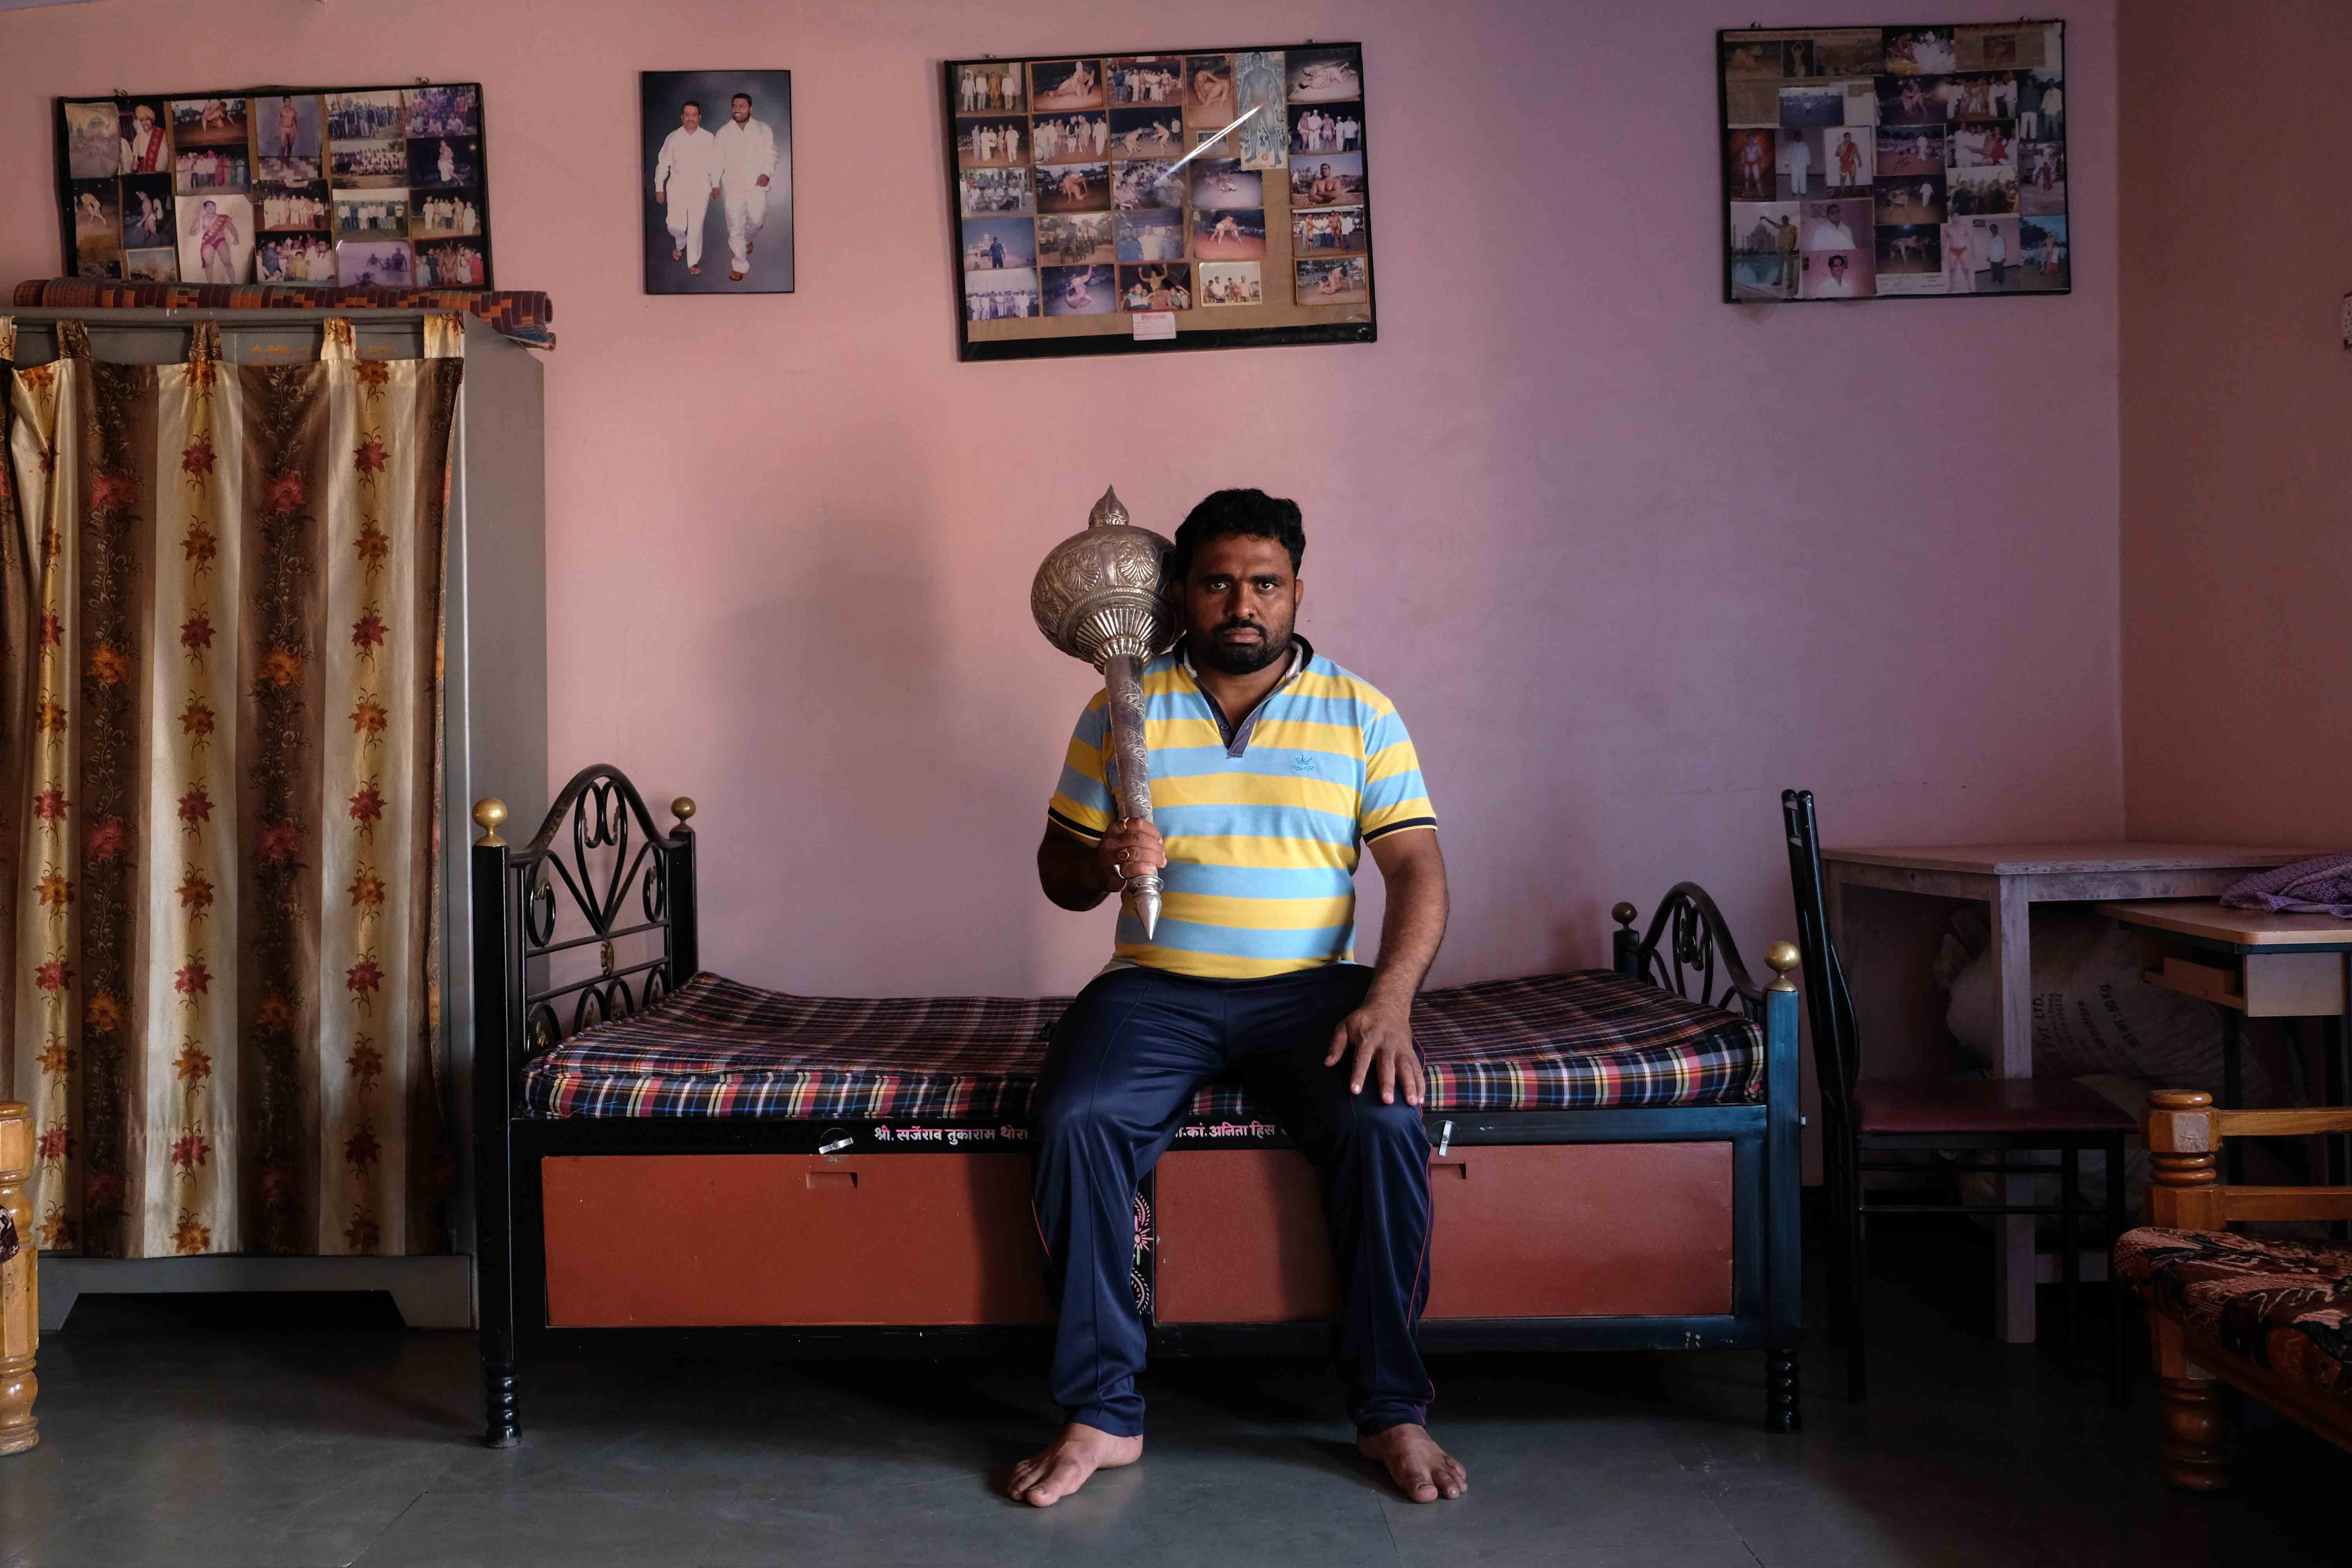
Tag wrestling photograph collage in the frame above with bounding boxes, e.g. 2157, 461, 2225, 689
953, 45, 1373, 337
57, 83, 490, 289
1720, 20, 2067, 301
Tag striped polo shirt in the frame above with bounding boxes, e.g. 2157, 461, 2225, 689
1046, 637, 1437, 978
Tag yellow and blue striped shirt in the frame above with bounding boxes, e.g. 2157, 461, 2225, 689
1046, 638, 1437, 978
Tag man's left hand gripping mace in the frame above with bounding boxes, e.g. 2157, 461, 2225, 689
1031, 486, 1181, 938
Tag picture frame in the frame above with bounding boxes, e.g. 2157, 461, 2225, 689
945, 45, 1377, 360
639, 70, 795, 295
51, 82, 493, 288
1717, 21, 2068, 303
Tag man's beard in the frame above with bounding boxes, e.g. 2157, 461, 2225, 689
1194, 619, 1289, 675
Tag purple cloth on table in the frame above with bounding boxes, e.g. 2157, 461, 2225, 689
2220, 854, 2352, 918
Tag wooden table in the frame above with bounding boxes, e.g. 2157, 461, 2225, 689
1822, 844, 2308, 1342
2099, 899, 2352, 1187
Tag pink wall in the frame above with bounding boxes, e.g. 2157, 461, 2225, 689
0, 0, 2124, 1000
2120, 1, 2352, 845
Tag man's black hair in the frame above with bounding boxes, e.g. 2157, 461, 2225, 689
732, 92, 752, 104
682, 100, 703, 113
1167, 488, 1305, 581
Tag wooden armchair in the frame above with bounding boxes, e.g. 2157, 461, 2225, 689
2123, 1089, 2352, 1489
0, 1103, 32, 1455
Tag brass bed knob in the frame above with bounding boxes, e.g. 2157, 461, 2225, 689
473, 797, 507, 847
1765, 942, 1801, 992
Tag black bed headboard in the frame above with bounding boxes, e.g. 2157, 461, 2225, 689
1611, 882, 1767, 1024
470, 764, 701, 1085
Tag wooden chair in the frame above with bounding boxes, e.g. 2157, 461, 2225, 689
1782, 788, 2133, 1400
2126, 1089, 2352, 1489
0, 1102, 35, 1455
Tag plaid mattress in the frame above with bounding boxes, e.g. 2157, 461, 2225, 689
523, 969, 1764, 1121
12, 279, 555, 348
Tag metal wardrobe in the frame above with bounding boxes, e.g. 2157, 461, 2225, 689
3, 307, 548, 1328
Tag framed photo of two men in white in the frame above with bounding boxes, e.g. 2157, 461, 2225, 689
641, 70, 795, 294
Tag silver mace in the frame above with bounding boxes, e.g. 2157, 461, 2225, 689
1031, 486, 1181, 938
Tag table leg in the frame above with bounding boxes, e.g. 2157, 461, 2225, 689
2327, 1014, 2348, 1244
1991, 877, 2036, 1344
2059, 1144, 2080, 1359
2219, 1007, 2243, 1187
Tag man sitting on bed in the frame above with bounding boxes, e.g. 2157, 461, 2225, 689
1014, 488, 1465, 1508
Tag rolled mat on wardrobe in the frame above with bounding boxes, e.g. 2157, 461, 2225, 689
11, 278, 555, 349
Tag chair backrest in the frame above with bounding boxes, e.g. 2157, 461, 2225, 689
1782, 788, 1862, 1138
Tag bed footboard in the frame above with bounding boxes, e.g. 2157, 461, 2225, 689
471, 766, 700, 1447
1613, 886, 1804, 1432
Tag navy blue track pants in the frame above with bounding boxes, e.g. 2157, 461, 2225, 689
1030, 962, 1435, 1437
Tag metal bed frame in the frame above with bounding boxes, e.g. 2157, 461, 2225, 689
472, 764, 1803, 1447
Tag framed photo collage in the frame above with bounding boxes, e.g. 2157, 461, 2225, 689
1719, 21, 2067, 301
54, 83, 493, 289
947, 45, 1376, 359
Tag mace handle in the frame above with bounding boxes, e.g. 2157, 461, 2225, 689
1101, 654, 1163, 940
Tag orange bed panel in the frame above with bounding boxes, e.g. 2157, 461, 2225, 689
541, 1152, 1053, 1327
1152, 1142, 1735, 1322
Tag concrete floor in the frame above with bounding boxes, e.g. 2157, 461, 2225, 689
0, 1231, 2341, 1567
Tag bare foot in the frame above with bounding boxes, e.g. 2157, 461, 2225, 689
672, 248, 685, 261
1359, 1424, 1467, 1503
1006, 1421, 1142, 1507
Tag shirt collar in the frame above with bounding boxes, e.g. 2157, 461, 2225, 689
1176, 635, 1310, 756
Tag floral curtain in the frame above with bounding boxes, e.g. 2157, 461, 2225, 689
0, 316, 460, 1257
